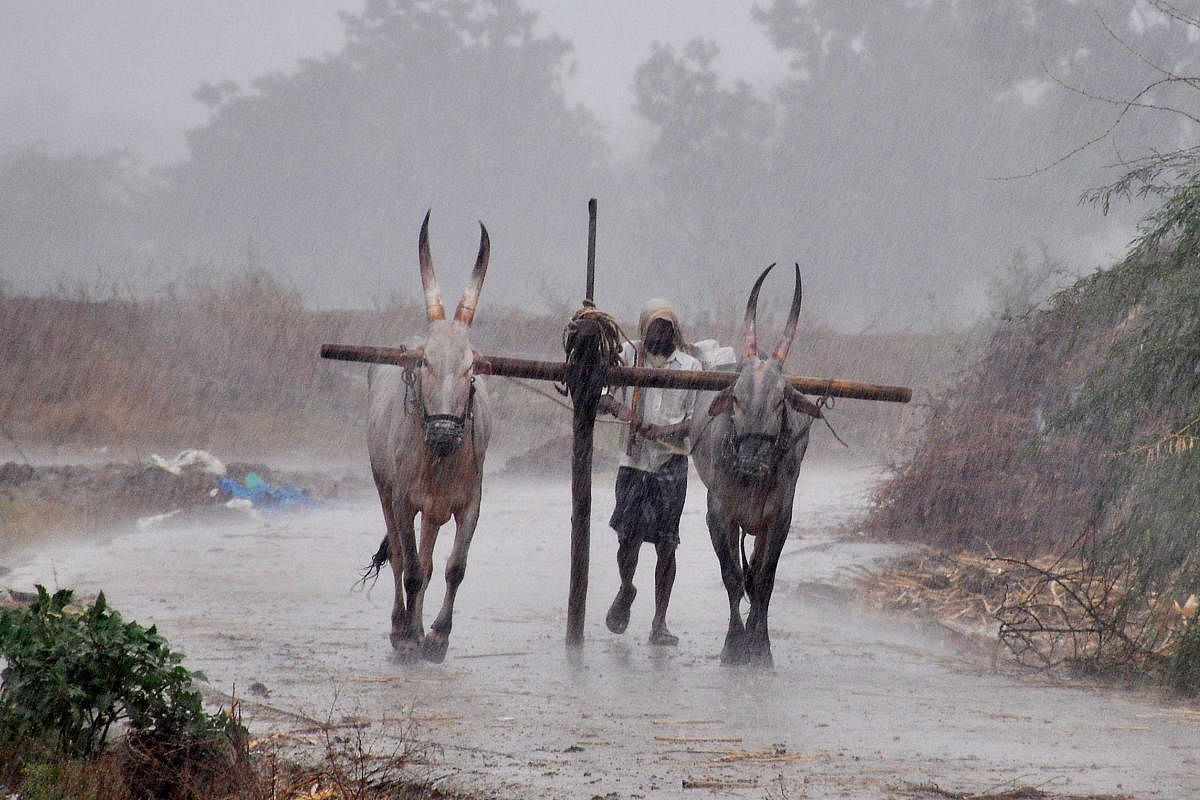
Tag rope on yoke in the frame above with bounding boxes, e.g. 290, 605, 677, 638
559, 304, 630, 398
816, 379, 850, 449
562, 305, 629, 371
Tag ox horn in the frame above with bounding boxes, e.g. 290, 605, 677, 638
771, 263, 803, 363
418, 210, 445, 322
453, 222, 490, 326
743, 263, 775, 359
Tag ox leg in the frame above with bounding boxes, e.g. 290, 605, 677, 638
404, 512, 439, 647
423, 500, 480, 663
389, 501, 425, 662
743, 519, 790, 669
707, 497, 746, 665
374, 476, 411, 656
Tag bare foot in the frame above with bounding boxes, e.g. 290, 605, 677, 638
648, 624, 679, 646
605, 586, 636, 634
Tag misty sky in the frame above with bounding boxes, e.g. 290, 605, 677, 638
0, 0, 787, 165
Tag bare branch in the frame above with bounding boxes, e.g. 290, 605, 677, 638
999, 11, 1200, 180
1148, 0, 1200, 31
1095, 9, 1200, 94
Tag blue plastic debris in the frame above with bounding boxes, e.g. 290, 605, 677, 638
216, 475, 320, 510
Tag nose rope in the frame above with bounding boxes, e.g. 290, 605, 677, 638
423, 382, 476, 428
404, 368, 478, 464
722, 407, 801, 470
405, 368, 475, 429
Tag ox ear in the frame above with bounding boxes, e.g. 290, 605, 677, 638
785, 386, 822, 419
472, 352, 492, 375
708, 388, 734, 417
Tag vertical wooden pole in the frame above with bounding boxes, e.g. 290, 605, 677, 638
586, 198, 597, 303
565, 198, 602, 647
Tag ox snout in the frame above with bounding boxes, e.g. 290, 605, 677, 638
731, 436, 777, 484
424, 419, 465, 456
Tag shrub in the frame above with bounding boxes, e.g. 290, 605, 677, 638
0, 585, 236, 758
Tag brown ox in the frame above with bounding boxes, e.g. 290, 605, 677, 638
363, 211, 492, 663
690, 264, 822, 667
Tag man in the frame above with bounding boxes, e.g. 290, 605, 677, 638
598, 299, 701, 646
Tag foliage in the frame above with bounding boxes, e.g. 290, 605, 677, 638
0, 585, 235, 758
10, 758, 122, 800
620, 39, 780, 307
0, 696, 449, 800
7, 1, 1198, 329
0, 146, 148, 298
872, 194, 1200, 689
866, 0, 1200, 688
724, 0, 1196, 323
155, 0, 607, 310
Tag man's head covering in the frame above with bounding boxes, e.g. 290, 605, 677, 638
638, 298, 687, 351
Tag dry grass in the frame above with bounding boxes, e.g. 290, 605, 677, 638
865, 251, 1200, 687
0, 276, 951, 466
867, 311, 1118, 557
0, 700, 476, 800
856, 546, 1200, 681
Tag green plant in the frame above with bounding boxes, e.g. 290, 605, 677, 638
0, 585, 234, 758
12, 758, 121, 800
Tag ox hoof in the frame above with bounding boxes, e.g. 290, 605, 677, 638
720, 646, 746, 666
749, 650, 775, 669
605, 586, 636, 634
720, 633, 748, 665
745, 640, 774, 669
390, 633, 424, 664
422, 632, 449, 663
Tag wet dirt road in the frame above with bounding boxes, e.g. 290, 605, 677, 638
5, 459, 1199, 799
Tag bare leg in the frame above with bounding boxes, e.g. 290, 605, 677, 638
649, 541, 678, 645
606, 537, 640, 634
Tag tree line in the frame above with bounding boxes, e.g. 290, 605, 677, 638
3, 0, 1196, 329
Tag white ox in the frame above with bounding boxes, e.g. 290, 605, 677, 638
363, 211, 492, 663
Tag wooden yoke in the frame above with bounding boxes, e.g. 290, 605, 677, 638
319, 344, 913, 404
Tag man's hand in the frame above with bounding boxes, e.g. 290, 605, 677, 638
637, 421, 687, 440
637, 423, 665, 439
598, 394, 632, 423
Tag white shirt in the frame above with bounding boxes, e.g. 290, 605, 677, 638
611, 340, 702, 472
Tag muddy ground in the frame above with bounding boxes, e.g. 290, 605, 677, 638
2, 458, 1198, 799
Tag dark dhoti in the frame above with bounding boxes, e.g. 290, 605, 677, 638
609, 455, 688, 546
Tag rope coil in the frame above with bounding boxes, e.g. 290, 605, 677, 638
561, 306, 629, 370
559, 305, 630, 398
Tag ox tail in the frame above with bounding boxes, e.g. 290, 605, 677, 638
356, 536, 390, 589
739, 528, 753, 602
